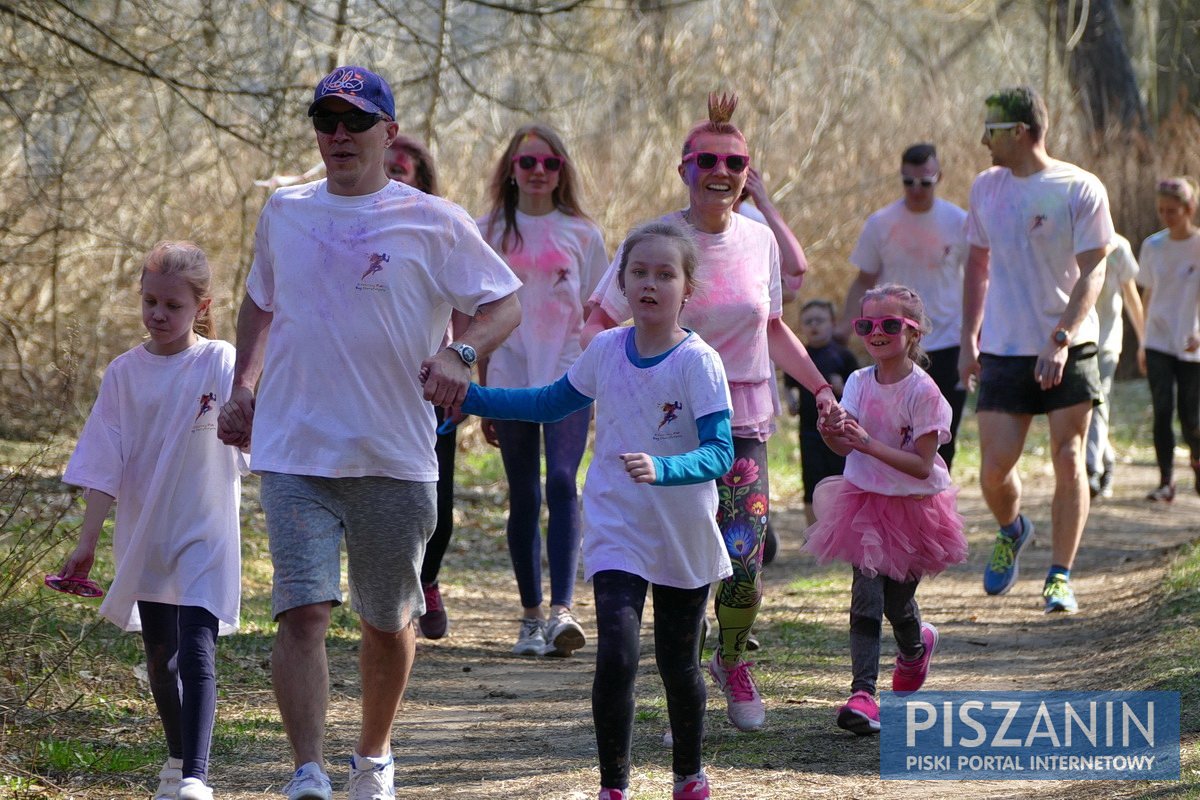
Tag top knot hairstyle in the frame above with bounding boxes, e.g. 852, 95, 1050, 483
681, 92, 746, 158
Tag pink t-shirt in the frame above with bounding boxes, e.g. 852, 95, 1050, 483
478, 209, 609, 388
841, 364, 952, 497
592, 211, 782, 438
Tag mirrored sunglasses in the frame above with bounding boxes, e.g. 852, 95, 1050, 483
852, 316, 921, 337
310, 110, 386, 134
512, 154, 565, 171
983, 121, 1021, 138
682, 152, 750, 173
902, 175, 938, 187
44, 573, 105, 598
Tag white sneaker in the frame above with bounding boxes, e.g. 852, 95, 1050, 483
512, 617, 546, 655
282, 762, 332, 800
347, 753, 395, 800
177, 777, 214, 800
541, 608, 586, 657
153, 757, 183, 800
708, 651, 765, 731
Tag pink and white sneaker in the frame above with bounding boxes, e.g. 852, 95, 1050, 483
708, 652, 765, 731
597, 788, 630, 800
836, 690, 880, 736
673, 772, 710, 800
892, 622, 939, 694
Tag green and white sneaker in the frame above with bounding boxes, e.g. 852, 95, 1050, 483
1042, 575, 1078, 614
983, 515, 1034, 596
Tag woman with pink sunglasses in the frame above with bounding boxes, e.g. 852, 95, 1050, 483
478, 124, 609, 658
582, 94, 839, 738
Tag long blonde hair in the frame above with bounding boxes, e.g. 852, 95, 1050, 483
140, 240, 215, 338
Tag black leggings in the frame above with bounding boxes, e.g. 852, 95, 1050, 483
138, 601, 219, 783
848, 568, 922, 696
592, 570, 708, 789
1146, 349, 1200, 485
420, 406, 457, 586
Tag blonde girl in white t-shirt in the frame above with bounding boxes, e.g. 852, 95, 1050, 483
55, 242, 244, 800
1138, 176, 1200, 501
456, 220, 733, 800
806, 284, 967, 737
478, 124, 609, 657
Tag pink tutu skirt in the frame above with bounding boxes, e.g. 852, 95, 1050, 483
805, 476, 967, 582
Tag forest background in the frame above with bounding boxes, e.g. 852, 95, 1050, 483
3, 0, 1200, 435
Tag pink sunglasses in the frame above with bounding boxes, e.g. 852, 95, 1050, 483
852, 316, 921, 337
44, 573, 105, 598
511, 154, 565, 172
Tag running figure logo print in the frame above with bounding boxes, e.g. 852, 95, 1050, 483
361, 252, 390, 281
196, 392, 217, 421
658, 400, 683, 430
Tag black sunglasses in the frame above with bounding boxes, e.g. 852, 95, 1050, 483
683, 152, 750, 173
310, 110, 386, 134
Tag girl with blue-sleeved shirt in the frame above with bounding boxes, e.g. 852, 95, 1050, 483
453, 220, 732, 800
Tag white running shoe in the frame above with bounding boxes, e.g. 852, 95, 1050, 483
542, 608, 586, 657
282, 762, 332, 800
177, 777, 215, 800
512, 617, 546, 655
347, 752, 395, 800
153, 757, 183, 800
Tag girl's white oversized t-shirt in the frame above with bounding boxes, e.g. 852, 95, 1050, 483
568, 328, 733, 589
1138, 230, 1200, 362
63, 339, 245, 634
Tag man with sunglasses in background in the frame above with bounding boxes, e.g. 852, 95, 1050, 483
218, 66, 521, 800
838, 143, 968, 469
959, 86, 1113, 617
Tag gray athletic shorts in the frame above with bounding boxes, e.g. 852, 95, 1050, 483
260, 472, 436, 632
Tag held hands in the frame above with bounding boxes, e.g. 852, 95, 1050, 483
815, 387, 845, 432
821, 417, 871, 452
217, 386, 255, 449
621, 452, 656, 484
421, 350, 470, 413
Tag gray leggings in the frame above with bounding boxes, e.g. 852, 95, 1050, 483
849, 567, 922, 696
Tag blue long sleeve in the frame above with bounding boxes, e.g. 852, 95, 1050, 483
461, 375, 593, 423
651, 410, 734, 486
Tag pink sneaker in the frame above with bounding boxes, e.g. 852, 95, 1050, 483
673, 772, 710, 800
892, 622, 938, 694
418, 583, 448, 639
597, 788, 629, 800
708, 652, 765, 731
836, 691, 880, 736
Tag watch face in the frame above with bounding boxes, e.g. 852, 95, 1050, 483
1054, 330, 1068, 344
452, 343, 477, 365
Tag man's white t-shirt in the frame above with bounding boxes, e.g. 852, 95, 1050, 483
591, 211, 782, 439
478, 209, 608, 388
1139, 230, 1200, 362
850, 198, 967, 352
1096, 234, 1139, 356
569, 328, 733, 589
63, 339, 244, 634
966, 161, 1115, 355
246, 180, 522, 481
841, 364, 952, 497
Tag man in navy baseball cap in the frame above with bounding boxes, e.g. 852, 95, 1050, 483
307, 65, 395, 119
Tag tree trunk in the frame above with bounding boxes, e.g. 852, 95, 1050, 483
1046, 0, 1151, 136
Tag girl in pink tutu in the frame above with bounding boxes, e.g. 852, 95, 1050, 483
806, 283, 967, 736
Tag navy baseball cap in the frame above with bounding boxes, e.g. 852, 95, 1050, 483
308, 66, 395, 119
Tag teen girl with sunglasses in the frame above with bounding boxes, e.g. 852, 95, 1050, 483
479, 124, 609, 657
805, 284, 967, 736
583, 94, 840, 733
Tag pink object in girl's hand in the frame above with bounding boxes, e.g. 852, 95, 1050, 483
44, 573, 105, 598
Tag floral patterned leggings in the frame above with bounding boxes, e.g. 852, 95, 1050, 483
714, 436, 769, 663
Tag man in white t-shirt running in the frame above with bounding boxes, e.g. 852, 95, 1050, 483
218, 66, 521, 800
959, 86, 1113, 616
839, 143, 968, 468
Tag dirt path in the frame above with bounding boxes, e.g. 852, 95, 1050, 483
199, 458, 1197, 800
